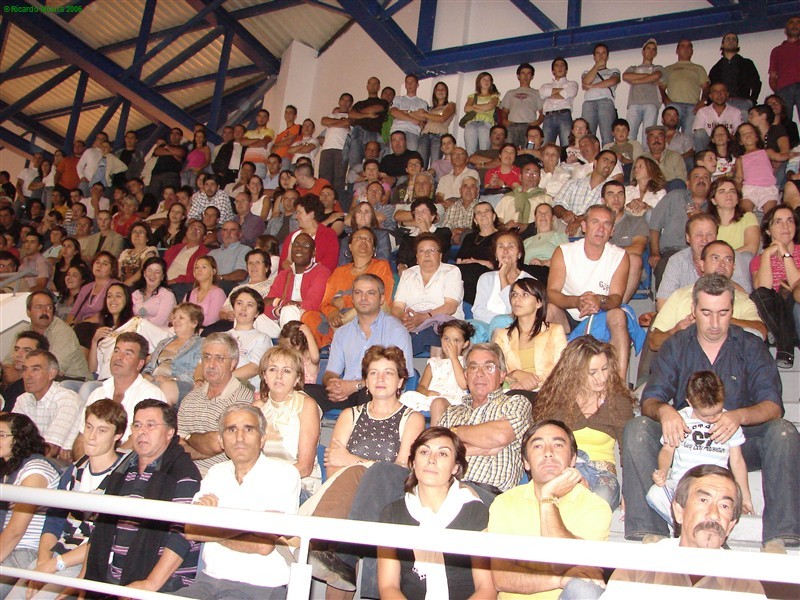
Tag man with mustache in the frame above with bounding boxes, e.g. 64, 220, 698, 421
607, 464, 765, 595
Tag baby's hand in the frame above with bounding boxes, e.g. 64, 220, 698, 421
652, 469, 667, 486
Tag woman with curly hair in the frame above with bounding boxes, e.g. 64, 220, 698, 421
532, 336, 635, 509
625, 155, 667, 217
0, 413, 61, 592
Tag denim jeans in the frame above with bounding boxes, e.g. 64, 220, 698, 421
582, 98, 617, 147
778, 82, 800, 125
464, 121, 492, 154
626, 104, 659, 144
576, 449, 620, 510
666, 101, 696, 133
727, 97, 753, 124
623, 416, 800, 544
693, 128, 710, 152
345, 126, 381, 169
318, 148, 345, 193
401, 131, 420, 152
506, 122, 530, 148
543, 110, 573, 146
559, 577, 606, 599
417, 133, 443, 169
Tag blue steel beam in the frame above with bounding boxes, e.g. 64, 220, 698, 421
28, 66, 263, 121
208, 31, 234, 132
130, 0, 158, 78
115, 101, 131, 148
416, 2, 800, 75
385, 0, 414, 17
416, 0, 437, 53
87, 99, 122, 146
506, 0, 558, 32
0, 42, 45, 84
302, 0, 349, 15
0, 101, 65, 149
232, 0, 303, 19
64, 70, 89, 151
0, 127, 48, 162
61, 0, 97, 23
184, 0, 281, 74
338, 0, 423, 74
567, 0, 581, 29
4, 4, 198, 132
0, 66, 79, 125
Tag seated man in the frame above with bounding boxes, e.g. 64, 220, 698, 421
19, 232, 52, 293
178, 333, 254, 475
319, 274, 413, 412
489, 419, 612, 600
435, 147, 479, 204
294, 162, 331, 198
1, 331, 48, 412
607, 465, 765, 596
81, 400, 201, 594
622, 274, 799, 553
602, 180, 649, 302
189, 174, 235, 224
642, 125, 688, 187
495, 161, 552, 236
548, 204, 632, 379
441, 176, 480, 244
656, 212, 752, 310
14, 350, 82, 460
649, 240, 766, 351
76, 332, 166, 454
566, 134, 625, 182
553, 150, 618, 236
80, 210, 124, 260
378, 132, 416, 187
321, 342, 533, 597
208, 221, 251, 294
692, 82, 742, 151
178, 403, 300, 599
232, 190, 265, 247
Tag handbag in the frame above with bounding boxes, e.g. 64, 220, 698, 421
459, 111, 477, 128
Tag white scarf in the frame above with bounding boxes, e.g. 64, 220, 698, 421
404, 481, 480, 600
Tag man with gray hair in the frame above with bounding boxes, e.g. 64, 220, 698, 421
14, 349, 82, 459
178, 403, 300, 599
177, 333, 254, 474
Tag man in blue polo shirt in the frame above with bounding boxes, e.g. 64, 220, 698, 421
319, 274, 412, 412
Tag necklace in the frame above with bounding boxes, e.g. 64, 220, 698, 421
475, 230, 494, 244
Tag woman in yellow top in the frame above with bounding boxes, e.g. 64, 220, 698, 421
708, 177, 760, 256
532, 336, 635, 509
463, 71, 500, 155
491, 277, 567, 393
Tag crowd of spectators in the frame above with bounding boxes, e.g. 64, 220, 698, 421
1, 21, 800, 599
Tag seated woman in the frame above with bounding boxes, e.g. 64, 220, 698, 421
625, 156, 667, 218
50, 237, 87, 296
131, 256, 177, 328
707, 124, 737, 180
484, 143, 521, 191
143, 303, 205, 406
491, 278, 567, 395
118, 222, 158, 287
226, 287, 271, 389
377, 427, 493, 600
532, 336, 635, 509
185, 256, 227, 327
473, 230, 533, 332
306, 227, 394, 348
278, 321, 320, 385
69, 252, 121, 349
522, 202, 568, 269
392, 233, 465, 356
0, 413, 61, 594
151, 202, 187, 249
302, 346, 425, 591
319, 185, 346, 237
395, 198, 452, 273
708, 178, 760, 256
253, 346, 322, 501
278, 194, 339, 274
55, 263, 92, 321
110, 196, 140, 237
455, 201, 500, 305
338, 202, 392, 265
750, 205, 800, 369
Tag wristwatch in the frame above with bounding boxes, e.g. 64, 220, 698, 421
55, 554, 67, 572
540, 496, 560, 506
356, 381, 365, 391
783, 253, 792, 259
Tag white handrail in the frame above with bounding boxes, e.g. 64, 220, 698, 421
1, 484, 796, 598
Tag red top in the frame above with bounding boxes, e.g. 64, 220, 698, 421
769, 40, 800, 90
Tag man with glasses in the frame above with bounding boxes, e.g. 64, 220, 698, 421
82, 399, 201, 595
177, 334, 253, 475
76, 332, 165, 455
209, 220, 251, 294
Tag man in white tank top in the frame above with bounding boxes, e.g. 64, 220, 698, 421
547, 204, 631, 379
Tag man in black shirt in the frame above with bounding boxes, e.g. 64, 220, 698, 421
346, 77, 389, 170
708, 32, 761, 122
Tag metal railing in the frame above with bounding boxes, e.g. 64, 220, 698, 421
0, 484, 797, 599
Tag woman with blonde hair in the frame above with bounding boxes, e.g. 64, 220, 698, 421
625, 155, 666, 217
186, 255, 226, 327
533, 336, 635, 509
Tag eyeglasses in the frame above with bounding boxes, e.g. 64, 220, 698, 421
202, 353, 232, 363
416, 248, 440, 255
466, 363, 500, 374
0, 432, 13, 439
131, 422, 168, 432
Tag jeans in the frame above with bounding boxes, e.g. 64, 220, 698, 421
506, 122, 530, 148
778, 82, 800, 125
622, 416, 800, 544
543, 110, 573, 146
576, 450, 620, 510
727, 97, 753, 124
750, 287, 798, 356
464, 121, 492, 154
646, 479, 677, 526
417, 133, 443, 169
582, 98, 617, 147
318, 148, 345, 193
341, 462, 498, 599
693, 128, 710, 152
626, 104, 659, 144
344, 126, 381, 170
402, 131, 420, 152
559, 577, 606, 600
0, 547, 37, 599
666, 101, 697, 133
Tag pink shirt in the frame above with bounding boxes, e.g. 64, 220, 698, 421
750, 244, 800, 292
741, 150, 775, 187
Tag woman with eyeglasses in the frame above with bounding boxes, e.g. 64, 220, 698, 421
393, 234, 465, 357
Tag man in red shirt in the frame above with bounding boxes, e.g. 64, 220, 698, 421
769, 16, 800, 124
54, 140, 84, 195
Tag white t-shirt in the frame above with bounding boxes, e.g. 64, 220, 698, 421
560, 239, 625, 321
197, 455, 300, 587
320, 111, 350, 150
391, 95, 429, 137
82, 375, 167, 442
228, 327, 272, 388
